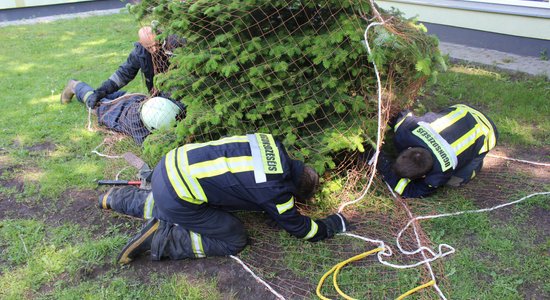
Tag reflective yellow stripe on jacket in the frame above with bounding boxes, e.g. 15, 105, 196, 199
304, 220, 319, 240
180, 145, 208, 202
450, 124, 483, 156
165, 148, 194, 201
143, 192, 155, 219
189, 156, 254, 178
430, 108, 468, 133
276, 197, 294, 214
190, 231, 205, 258
430, 105, 496, 155
413, 105, 496, 172
452, 104, 496, 153
165, 147, 207, 205
394, 178, 411, 195
185, 135, 249, 151
394, 112, 412, 132
165, 136, 256, 205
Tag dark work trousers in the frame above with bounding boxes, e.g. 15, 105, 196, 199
74, 82, 126, 105
446, 153, 486, 187
107, 177, 248, 260
106, 186, 152, 219
149, 169, 248, 260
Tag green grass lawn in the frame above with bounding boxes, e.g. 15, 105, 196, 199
0, 11, 548, 300
0, 12, 221, 299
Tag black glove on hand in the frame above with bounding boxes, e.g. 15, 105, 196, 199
376, 151, 393, 174
318, 213, 348, 238
96, 79, 118, 96
85, 92, 101, 108
87, 79, 119, 108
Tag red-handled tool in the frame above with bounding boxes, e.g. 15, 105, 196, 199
97, 180, 142, 186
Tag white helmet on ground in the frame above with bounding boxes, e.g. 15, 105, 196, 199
140, 97, 182, 131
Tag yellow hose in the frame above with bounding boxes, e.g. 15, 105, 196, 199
316, 247, 384, 300
316, 247, 436, 300
395, 279, 436, 300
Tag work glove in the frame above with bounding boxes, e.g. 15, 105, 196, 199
139, 165, 153, 190
85, 91, 101, 108
96, 79, 118, 96
87, 79, 119, 108
375, 151, 393, 176
318, 213, 348, 238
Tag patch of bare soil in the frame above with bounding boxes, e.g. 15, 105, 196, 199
0, 151, 281, 298
25, 141, 56, 153
240, 218, 318, 299
403, 144, 549, 299
47, 189, 141, 233
50, 192, 280, 298
455, 146, 549, 208
0, 196, 44, 220
128, 256, 279, 300
0, 182, 282, 298
527, 206, 550, 243
0, 168, 37, 220
35, 254, 278, 300
521, 283, 548, 300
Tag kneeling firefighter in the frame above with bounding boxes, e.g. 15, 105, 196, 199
374, 104, 498, 198
99, 133, 347, 264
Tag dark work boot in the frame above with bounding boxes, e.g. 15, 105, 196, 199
98, 187, 115, 210
60, 79, 79, 104
117, 218, 159, 265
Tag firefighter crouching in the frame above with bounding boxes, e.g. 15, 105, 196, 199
99, 133, 347, 264
375, 104, 499, 198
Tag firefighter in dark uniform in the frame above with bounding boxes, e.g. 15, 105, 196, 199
62, 81, 185, 144
59, 26, 186, 144
60, 26, 185, 108
99, 133, 347, 264
376, 104, 498, 198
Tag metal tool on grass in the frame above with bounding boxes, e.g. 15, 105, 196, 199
97, 180, 142, 186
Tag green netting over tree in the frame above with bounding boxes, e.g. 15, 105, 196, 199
130, 0, 445, 174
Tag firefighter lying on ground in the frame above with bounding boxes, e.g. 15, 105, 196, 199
98, 133, 348, 264
59, 80, 185, 144
372, 104, 498, 198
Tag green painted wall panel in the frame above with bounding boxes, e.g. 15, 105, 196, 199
377, 0, 550, 40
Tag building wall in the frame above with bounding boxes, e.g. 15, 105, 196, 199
376, 0, 550, 40
0, 0, 92, 10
